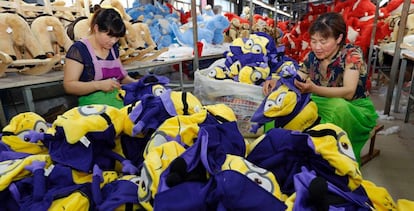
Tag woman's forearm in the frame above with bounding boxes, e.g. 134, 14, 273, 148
63, 80, 99, 96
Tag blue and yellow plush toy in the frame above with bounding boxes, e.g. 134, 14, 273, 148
1, 112, 49, 159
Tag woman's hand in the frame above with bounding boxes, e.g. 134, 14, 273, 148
97, 78, 121, 92
262, 79, 277, 96
294, 78, 315, 93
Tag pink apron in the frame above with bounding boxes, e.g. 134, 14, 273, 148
78, 39, 127, 108
81, 38, 127, 81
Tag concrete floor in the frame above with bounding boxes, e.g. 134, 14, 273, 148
360, 84, 414, 201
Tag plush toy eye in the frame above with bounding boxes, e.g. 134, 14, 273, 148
244, 160, 274, 193
34, 121, 48, 133
153, 86, 166, 96
337, 131, 356, 160
208, 69, 217, 77
149, 133, 168, 149
251, 44, 262, 54
250, 71, 262, 82
275, 92, 287, 106
17, 131, 30, 142
138, 165, 152, 203
264, 100, 276, 112
129, 176, 141, 185
78, 105, 106, 116
244, 39, 254, 49
246, 171, 274, 193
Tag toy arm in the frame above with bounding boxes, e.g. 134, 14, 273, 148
103, 150, 138, 175
24, 161, 46, 201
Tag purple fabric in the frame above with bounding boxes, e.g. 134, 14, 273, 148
45, 125, 118, 172
210, 170, 286, 211
293, 167, 372, 210
154, 181, 212, 211
122, 74, 170, 105
246, 128, 314, 195
128, 94, 173, 136
98, 180, 140, 211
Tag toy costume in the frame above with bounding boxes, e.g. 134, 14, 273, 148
301, 44, 378, 164
65, 38, 128, 108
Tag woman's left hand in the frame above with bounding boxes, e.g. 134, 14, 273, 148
294, 78, 315, 93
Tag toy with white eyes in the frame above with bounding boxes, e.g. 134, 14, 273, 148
1, 112, 50, 156
207, 66, 230, 80
237, 63, 270, 85
221, 32, 282, 84
121, 74, 170, 105
24, 105, 138, 174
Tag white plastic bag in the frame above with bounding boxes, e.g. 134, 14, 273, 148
194, 58, 265, 137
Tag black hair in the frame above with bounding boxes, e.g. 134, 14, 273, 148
89, 5, 126, 38
309, 12, 346, 46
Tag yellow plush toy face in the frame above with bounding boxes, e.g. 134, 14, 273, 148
221, 154, 283, 200
276, 61, 297, 77
208, 66, 228, 80
307, 123, 362, 190
138, 141, 185, 210
231, 34, 269, 54
238, 65, 270, 85
263, 85, 297, 118
2, 112, 49, 154
52, 105, 126, 144
144, 112, 206, 158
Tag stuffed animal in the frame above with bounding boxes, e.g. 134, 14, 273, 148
170, 14, 230, 47
0, 12, 46, 61
0, 51, 13, 77
30, 15, 73, 57
0, 12, 62, 76
1, 112, 49, 157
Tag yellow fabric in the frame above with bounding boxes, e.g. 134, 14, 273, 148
169, 91, 203, 115
48, 191, 90, 211
308, 123, 362, 190
238, 65, 270, 85
221, 154, 283, 200
397, 199, 414, 211
361, 180, 397, 210
263, 85, 297, 117
144, 114, 203, 157
52, 105, 126, 144
283, 101, 318, 131
138, 141, 185, 210
2, 112, 49, 154
0, 154, 51, 191
204, 104, 237, 122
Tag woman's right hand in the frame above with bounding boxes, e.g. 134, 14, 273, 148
262, 79, 277, 96
97, 78, 121, 92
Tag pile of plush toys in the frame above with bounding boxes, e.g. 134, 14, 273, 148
2, 70, 414, 210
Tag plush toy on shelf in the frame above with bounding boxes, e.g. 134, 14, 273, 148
0, 12, 61, 76
30, 15, 73, 57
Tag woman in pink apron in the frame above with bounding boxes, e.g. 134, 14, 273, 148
63, 6, 136, 108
